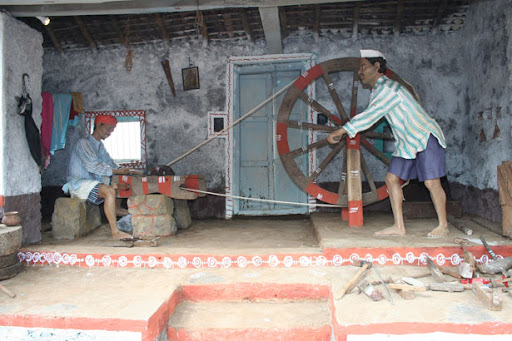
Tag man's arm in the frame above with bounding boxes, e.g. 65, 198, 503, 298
75, 139, 116, 177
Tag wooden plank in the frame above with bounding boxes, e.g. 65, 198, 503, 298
313, 4, 320, 39
388, 283, 427, 292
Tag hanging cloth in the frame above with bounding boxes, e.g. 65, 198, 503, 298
17, 93, 42, 167
49, 93, 72, 155
68, 92, 84, 127
40, 92, 54, 158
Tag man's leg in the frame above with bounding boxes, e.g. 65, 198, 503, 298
98, 184, 131, 239
424, 178, 449, 237
375, 172, 406, 236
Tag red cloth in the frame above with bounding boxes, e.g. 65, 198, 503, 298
40, 92, 54, 158
95, 115, 117, 126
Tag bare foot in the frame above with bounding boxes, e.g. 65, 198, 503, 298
111, 230, 131, 240
427, 225, 449, 238
375, 225, 406, 236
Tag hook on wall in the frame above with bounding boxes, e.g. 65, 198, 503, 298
22, 73, 30, 96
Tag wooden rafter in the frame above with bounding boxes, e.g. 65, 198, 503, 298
431, 0, 448, 32
279, 6, 288, 39
240, 9, 254, 43
352, 3, 360, 40
196, 10, 209, 45
111, 16, 128, 48
44, 25, 65, 56
154, 13, 169, 46
313, 4, 320, 38
74, 16, 98, 52
394, 0, 404, 37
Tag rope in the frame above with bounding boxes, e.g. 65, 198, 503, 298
167, 79, 295, 166
182, 188, 342, 208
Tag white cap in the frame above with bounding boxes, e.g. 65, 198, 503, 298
360, 49, 386, 60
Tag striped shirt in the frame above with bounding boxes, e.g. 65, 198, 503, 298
344, 75, 446, 159
63, 134, 119, 192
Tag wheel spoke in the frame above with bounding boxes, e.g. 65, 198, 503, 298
285, 139, 330, 158
287, 120, 338, 132
296, 90, 343, 125
360, 153, 377, 193
361, 137, 391, 166
322, 72, 349, 122
308, 140, 345, 182
363, 131, 394, 140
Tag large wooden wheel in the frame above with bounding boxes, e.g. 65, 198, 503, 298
276, 57, 419, 207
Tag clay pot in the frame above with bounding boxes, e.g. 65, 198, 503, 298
2, 211, 21, 226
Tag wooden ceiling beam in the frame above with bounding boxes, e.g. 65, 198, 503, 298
279, 7, 288, 40
4, 0, 365, 17
74, 16, 98, 52
111, 16, 129, 48
351, 3, 360, 40
240, 9, 254, 43
431, 0, 448, 32
394, 0, 404, 37
259, 6, 282, 54
196, 10, 208, 46
154, 13, 169, 46
313, 4, 320, 39
44, 25, 65, 56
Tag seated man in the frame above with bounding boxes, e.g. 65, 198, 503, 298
62, 114, 135, 240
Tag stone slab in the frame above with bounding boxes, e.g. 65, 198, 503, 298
173, 199, 192, 230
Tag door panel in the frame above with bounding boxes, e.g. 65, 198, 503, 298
234, 63, 309, 216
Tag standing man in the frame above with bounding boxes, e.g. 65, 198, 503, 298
63, 115, 133, 240
327, 50, 448, 237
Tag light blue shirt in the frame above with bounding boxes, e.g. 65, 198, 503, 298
344, 75, 446, 159
62, 135, 118, 193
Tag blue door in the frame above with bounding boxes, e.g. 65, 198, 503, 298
233, 62, 309, 216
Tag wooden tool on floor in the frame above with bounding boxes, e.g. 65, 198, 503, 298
454, 238, 476, 279
472, 283, 502, 311
426, 257, 446, 282
0, 283, 16, 298
336, 260, 371, 300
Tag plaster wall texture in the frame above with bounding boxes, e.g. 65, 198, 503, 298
39, 1, 506, 198
0, 12, 43, 196
460, 0, 512, 190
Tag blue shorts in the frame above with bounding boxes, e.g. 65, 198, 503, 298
86, 183, 105, 205
388, 134, 446, 182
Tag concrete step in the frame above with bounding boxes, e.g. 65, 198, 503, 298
167, 300, 332, 341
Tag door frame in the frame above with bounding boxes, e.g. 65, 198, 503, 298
224, 53, 317, 218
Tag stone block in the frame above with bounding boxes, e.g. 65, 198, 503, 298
131, 214, 177, 237
128, 195, 176, 237
173, 199, 192, 229
51, 197, 101, 240
0, 226, 23, 256
128, 194, 174, 216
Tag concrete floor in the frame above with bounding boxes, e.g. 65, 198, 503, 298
1, 212, 512, 340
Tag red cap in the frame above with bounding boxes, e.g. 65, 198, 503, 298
95, 115, 117, 127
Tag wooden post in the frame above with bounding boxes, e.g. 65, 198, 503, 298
346, 70, 363, 227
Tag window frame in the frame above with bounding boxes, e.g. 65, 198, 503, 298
85, 110, 147, 169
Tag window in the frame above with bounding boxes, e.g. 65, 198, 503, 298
85, 110, 147, 169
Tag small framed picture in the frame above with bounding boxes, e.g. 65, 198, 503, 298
182, 66, 200, 90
